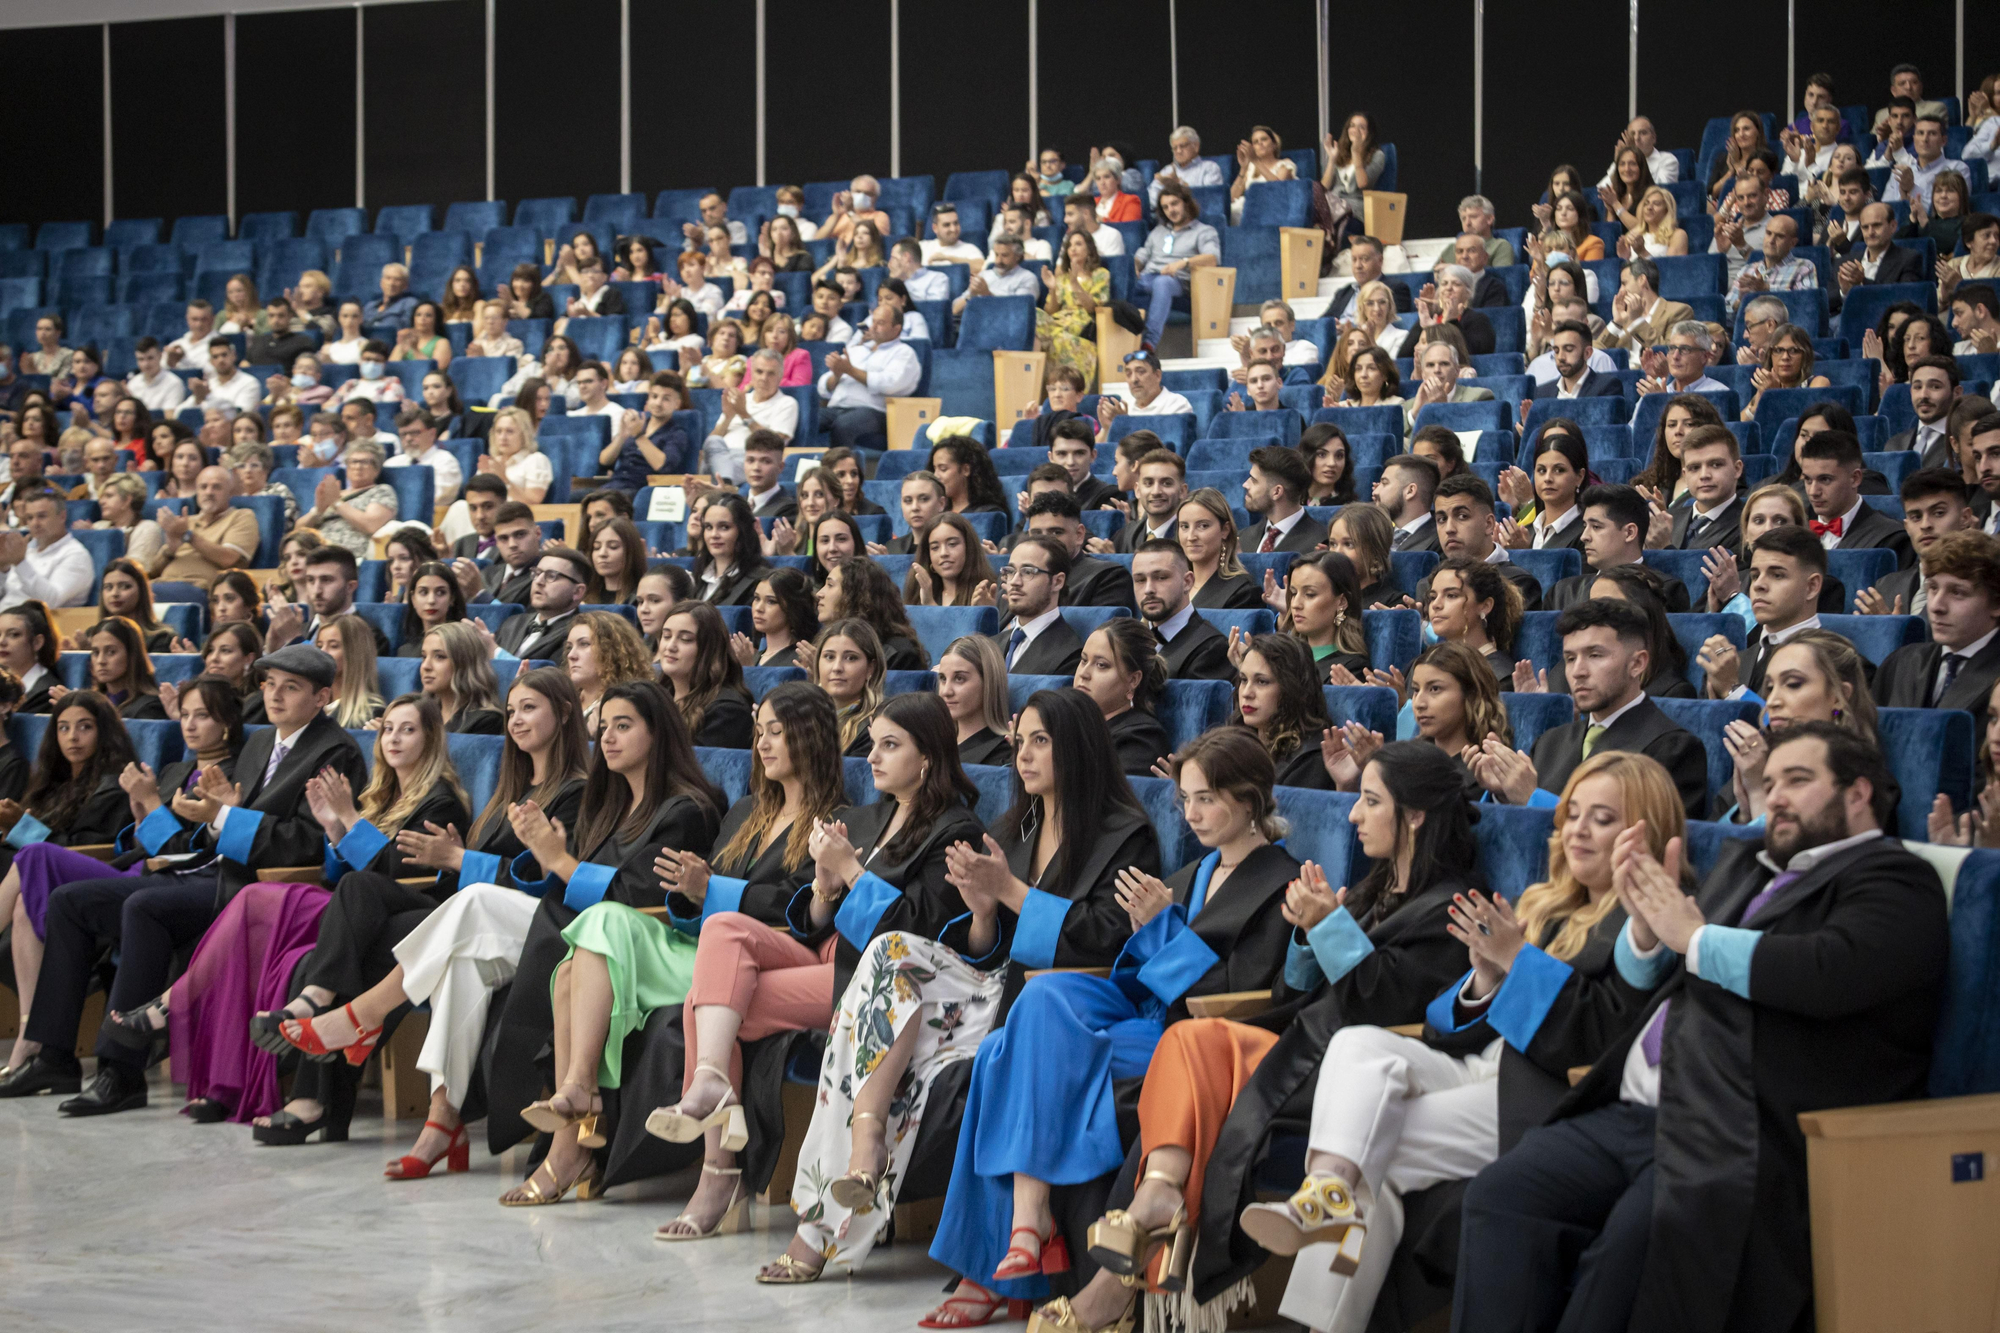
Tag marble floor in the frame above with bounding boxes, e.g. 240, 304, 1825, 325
0, 1066, 957, 1333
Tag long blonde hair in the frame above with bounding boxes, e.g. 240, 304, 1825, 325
1637, 186, 1679, 249
1515, 751, 1686, 962
358, 694, 469, 835
423, 621, 500, 718
1180, 487, 1247, 578
319, 614, 383, 728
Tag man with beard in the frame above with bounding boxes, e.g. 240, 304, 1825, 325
1455, 721, 1947, 1333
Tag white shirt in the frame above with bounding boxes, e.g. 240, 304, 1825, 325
921, 239, 986, 266
127, 369, 188, 413
679, 282, 725, 320
1599, 148, 1679, 187
1818, 497, 1864, 550
969, 264, 1044, 299
321, 337, 366, 365
0, 532, 94, 611
204, 369, 263, 414
902, 268, 950, 303
748, 483, 787, 512
385, 445, 464, 506
712, 390, 801, 453
1149, 157, 1225, 206
1964, 116, 2000, 172
1532, 504, 1581, 549
1526, 347, 1617, 385
858, 310, 932, 343
571, 398, 623, 419
1122, 388, 1195, 417
820, 315, 855, 344
1003, 605, 1064, 666
1077, 225, 1125, 257
817, 337, 921, 412
572, 284, 621, 315
1936, 628, 2000, 702
1281, 338, 1319, 366
166, 332, 215, 371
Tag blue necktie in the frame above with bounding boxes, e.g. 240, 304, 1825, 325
1007, 628, 1026, 667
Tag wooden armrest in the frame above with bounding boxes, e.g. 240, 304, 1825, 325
258, 866, 324, 886
1568, 1065, 1592, 1087
638, 906, 672, 920
1023, 967, 1112, 979
1386, 1023, 1424, 1037
396, 877, 433, 886
1799, 1092, 2000, 1139
67, 844, 120, 862
1185, 989, 1273, 1020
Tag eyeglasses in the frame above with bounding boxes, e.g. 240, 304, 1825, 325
530, 568, 581, 585
999, 565, 1048, 583
1666, 344, 1704, 357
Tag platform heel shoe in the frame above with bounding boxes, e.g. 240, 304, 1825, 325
1238, 1172, 1367, 1275
1085, 1168, 1189, 1288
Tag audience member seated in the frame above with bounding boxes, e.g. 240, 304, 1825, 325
1799, 429, 1914, 568
817, 306, 920, 452
1858, 467, 1977, 614
730, 567, 819, 669
1874, 529, 2000, 709
1134, 181, 1222, 350
993, 537, 1082, 675
906, 513, 1000, 609
1499, 424, 1591, 552
1549, 485, 1692, 612
0, 489, 93, 611
934, 634, 1014, 767
1072, 617, 1172, 774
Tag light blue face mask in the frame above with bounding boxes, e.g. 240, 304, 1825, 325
1420, 619, 1440, 647
360, 360, 385, 381
292, 373, 318, 388
310, 437, 340, 461
776, 204, 799, 218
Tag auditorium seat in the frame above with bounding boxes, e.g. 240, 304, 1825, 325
1160, 680, 1235, 752
1324, 685, 1397, 735
906, 605, 999, 662
1816, 613, 1926, 666
1476, 806, 1556, 900
1878, 707, 1976, 843
962, 762, 1016, 825
1655, 697, 1760, 798
696, 747, 756, 808
1273, 787, 1359, 885
742, 666, 808, 701
1511, 547, 1581, 591
1501, 692, 1575, 753
1130, 774, 1197, 872
1364, 609, 1421, 675
1668, 612, 1744, 690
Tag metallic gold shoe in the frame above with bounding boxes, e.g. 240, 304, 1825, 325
1086, 1168, 1187, 1278
755, 1253, 825, 1284
1024, 1295, 1137, 1333
1238, 1172, 1366, 1268
653, 1165, 751, 1242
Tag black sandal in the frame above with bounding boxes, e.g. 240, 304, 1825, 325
102, 994, 170, 1051
249, 997, 330, 1058
182, 1098, 229, 1123
253, 1107, 350, 1145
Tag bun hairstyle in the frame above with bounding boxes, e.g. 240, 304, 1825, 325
1172, 726, 1288, 843
1092, 616, 1168, 713
1348, 739, 1480, 924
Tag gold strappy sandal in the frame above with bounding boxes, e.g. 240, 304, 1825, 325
827, 1109, 886, 1209
653, 1164, 751, 1242
755, 1253, 825, 1285
1086, 1168, 1190, 1288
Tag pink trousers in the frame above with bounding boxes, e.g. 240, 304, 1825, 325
680, 911, 836, 1092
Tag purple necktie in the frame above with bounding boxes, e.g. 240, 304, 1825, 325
1641, 869, 1800, 1066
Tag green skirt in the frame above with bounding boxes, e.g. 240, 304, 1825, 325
558, 900, 698, 1088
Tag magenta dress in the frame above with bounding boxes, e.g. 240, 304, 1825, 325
168, 882, 331, 1121
14, 844, 142, 937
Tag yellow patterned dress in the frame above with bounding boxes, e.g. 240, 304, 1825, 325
1035, 266, 1112, 390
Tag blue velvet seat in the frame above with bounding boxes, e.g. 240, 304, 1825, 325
1160, 680, 1235, 752
1273, 788, 1359, 887
1817, 613, 1926, 666
443, 734, 505, 817
906, 606, 1000, 663
1501, 692, 1576, 753
1324, 685, 1398, 735
696, 747, 756, 809
1364, 609, 1421, 674
1196, 610, 1277, 639
1511, 548, 1582, 591
1654, 697, 1761, 798
885, 671, 938, 697
1878, 707, 1976, 843
1684, 819, 1764, 877
1130, 774, 1197, 873
1476, 806, 1556, 901
742, 666, 808, 701
1004, 674, 1073, 714
963, 762, 1016, 825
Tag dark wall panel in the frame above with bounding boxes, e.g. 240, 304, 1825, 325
111, 17, 226, 226
1332, 3, 1475, 238
1795, 0, 1956, 142
238, 9, 355, 220
1480, 0, 1625, 226
1035, 0, 1165, 174
903, 0, 1027, 186
632, 3, 755, 195
0, 25, 103, 230
766, 0, 890, 186
1638, 0, 1785, 173
366, 0, 485, 209
494, 0, 620, 205
1175, 0, 1318, 179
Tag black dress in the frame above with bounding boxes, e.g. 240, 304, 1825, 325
140, 625, 177, 655
882, 634, 929, 672
114, 691, 169, 721
0, 744, 27, 803
691, 689, 754, 748
1105, 706, 1171, 775
1274, 740, 1333, 789
958, 728, 1012, 768
1358, 579, 1405, 609
17, 670, 54, 715
1191, 572, 1265, 610
756, 643, 801, 669
446, 707, 506, 735
1318, 649, 1370, 679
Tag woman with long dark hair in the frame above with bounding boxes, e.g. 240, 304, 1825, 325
1233, 633, 1337, 789
1050, 742, 1480, 1333
1073, 617, 1172, 775
1426, 558, 1523, 679
586, 517, 649, 606
383, 527, 440, 604
249, 669, 589, 1174
1325, 505, 1401, 609
1328, 641, 1512, 798
657, 602, 754, 749
808, 510, 868, 585
908, 512, 1002, 608
728, 567, 818, 669
693, 493, 770, 606
82, 560, 175, 655
930, 437, 1010, 516
818, 557, 926, 672
928, 726, 1293, 1323
394, 561, 467, 659
197, 621, 267, 724
52, 618, 168, 720
1271, 551, 1371, 678
0, 603, 59, 715
1300, 424, 1358, 506
1498, 424, 1594, 552
1629, 395, 1725, 506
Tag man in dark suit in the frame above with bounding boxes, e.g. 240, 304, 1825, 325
454, 500, 544, 609
1453, 233, 1511, 308
1833, 202, 1928, 309
1530, 320, 1624, 401
496, 545, 591, 662
1430, 473, 1543, 611
743, 431, 798, 521
264, 543, 393, 659
1800, 429, 1915, 569
1375, 453, 1442, 553
1049, 420, 1118, 510
1239, 446, 1330, 556
1023, 491, 1136, 611
1114, 449, 1187, 554
1855, 467, 1977, 615
1324, 235, 1414, 321
1883, 357, 1962, 462
449, 473, 510, 562
881, 470, 948, 556
1548, 485, 1693, 612
0, 645, 369, 1112
1696, 526, 1825, 700
1477, 598, 1708, 816
1873, 529, 2000, 710
1132, 539, 1231, 681
1659, 425, 1745, 557
991, 536, 1084, 676
1457, 723, 1946, 1333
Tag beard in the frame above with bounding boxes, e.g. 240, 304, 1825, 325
1766, 797, 1852, 861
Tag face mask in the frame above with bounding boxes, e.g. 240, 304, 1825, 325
776, 204, 799, 218
0, 358, 10, 376
851, 192, 873, 211
292, 373, 318, 388
310, 438, 340, 462
360, 361, 385, 381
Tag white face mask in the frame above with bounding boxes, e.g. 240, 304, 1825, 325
776, 204, 799, 218
360, 361, 385, 381
851, 192, 873, 211
310, 437, 340, 461
292, 373, 318, 388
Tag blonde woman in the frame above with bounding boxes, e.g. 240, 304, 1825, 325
809, 617, 888, 757
217, 273, 266, 335
465, 304, 526, 362
1179, 487, 1263, 609
1350, 281, 1406, 353
1741, 323, 1831, 421
317, 614, 386, 727
1619, 186, 1688, 257
419, 621, 504, 734
758, 311, 812, 386
83, 473, 166, 569
478, 406, 552, 504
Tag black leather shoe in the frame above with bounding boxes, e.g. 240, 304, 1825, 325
58, 1067, 147, 1116
0, 1053, 83, 1098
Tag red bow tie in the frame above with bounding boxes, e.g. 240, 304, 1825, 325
1808, 516, 1844, 537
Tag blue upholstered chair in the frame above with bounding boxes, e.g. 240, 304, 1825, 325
742, 667, 809, 701
907, 606, 1000, 663
1654, 697, 1761, 798
1476, 806, 1556, 901
696, 747, 756, 808
1501, 692, 1576, 754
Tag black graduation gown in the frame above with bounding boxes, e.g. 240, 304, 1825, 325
882, 633, 930, 672
1547, 837, 1946, 1333
482, 788, 724, 1155
703, 561, 768, 607
445, 707, 505, 736
755, 642, 801, 669
1153, 843, 1302, 1025
17, 670, 54, 715
0, 743, 27, 803
110, 753, 243, 860
437, 778, 585, 897
1274, 739, 1333, 790
958, 728, 1013, 768
26, 773, 135, 849
691, 689, 754, 749
114, 691, 169, 721
1181, 873, 1477, 1303
1106, 706, 1171, 775
1191, 572, 1265, 610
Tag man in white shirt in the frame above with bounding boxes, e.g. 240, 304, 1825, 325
987, 207, 1051, 265
339, 398, 397, 451
682, 193, 749, 251
954, 235, 1041, 319
700, 349, 800, 480
817, 304, 921, 450
1709, 176, 1770, 287
568, 362, 624, 421
1526, 297, 1618, 384
1597, 115, 1680, 186
385, 406, 465, 507
889, 239, 949, 305
1061, 193, 1125, 258
921, 203, 986, 266
1882, 114, 1968, 209
188, 340, 262, 415
1257, 300, 1321, 365
1098, 350, 1193, 426
164, 300, 218, 371
126, 337, 188, 414
1148, 125, 1224, 209
0, 489, 93, 610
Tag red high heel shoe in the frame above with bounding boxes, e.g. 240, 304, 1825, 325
278, 1003, 383, 1066
386, 1120, 470, 1180
992, 1226, 1071, 1281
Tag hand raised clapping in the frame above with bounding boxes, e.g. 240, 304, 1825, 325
1114, 867, 1174, 933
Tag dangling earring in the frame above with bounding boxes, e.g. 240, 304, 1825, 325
1831, 707, 1842, 722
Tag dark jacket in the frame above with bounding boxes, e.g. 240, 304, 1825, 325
1529, 695, 1708, 817
1531, 369, 1625, 400
1106, 706, 1171, 775
1832, 242, 1927, 307
1872, 633, 2000, 711
1667, 494, 1744, 557
992, 615, 1084, 677
445, 707, 506, 735
495, 608, 579, 662
959, 727, 1013, 768
1239, 510, 1330, 557
1061, 554, 1139, 611
666, 792, 812, 933
1159, 612, 1232, 681
690, 688, 754, 749
439, 776, 585, 895
1191, 571, 1266, 610
1868, 564, 1921, 617
1115, 514, 1175, 554
323, 786, 473, 885
1548, 565, 1692, 613
1140, 842, 1302, 1025
700, 561, 768, 607
1395, 310, 1495, 358
1832, 502, 1915, 570
0, 744, 28, 804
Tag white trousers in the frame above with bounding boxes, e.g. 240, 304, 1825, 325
1278, 1025, 1503, 1333
392, 883, 540, 1107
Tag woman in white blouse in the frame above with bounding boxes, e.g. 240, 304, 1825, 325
81, 474, 166, 569
464, 304, 525, 362
322, 301, 369, 365
1350, 281, 1407, 354
479, 406, 552, 505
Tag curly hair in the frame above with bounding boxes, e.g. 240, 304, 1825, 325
1237, 633, 1333, 767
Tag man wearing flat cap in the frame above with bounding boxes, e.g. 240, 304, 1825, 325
0, 646, 368, 1115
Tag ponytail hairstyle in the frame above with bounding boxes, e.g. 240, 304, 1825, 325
1171, 726, 1288, 845
1092, 616, 1168, 712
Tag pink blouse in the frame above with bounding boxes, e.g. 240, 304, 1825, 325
741, 348, 813, 388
